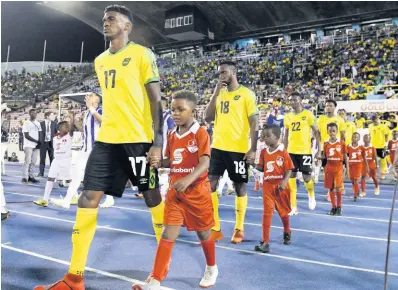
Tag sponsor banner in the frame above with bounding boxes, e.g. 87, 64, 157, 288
336, 99, 398, 113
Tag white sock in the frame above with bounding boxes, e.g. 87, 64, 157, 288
43, 181, 54, 202
226, 178, 234, 191
217, 172, 228, 194
63, 179, 81, 204
314, 165, 321, 179
1, 183, 8, 214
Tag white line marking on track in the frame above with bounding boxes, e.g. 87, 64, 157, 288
6, 209, 398, 277
1, 244, 175, 290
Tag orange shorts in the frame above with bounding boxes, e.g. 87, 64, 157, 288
361, 164, 377, 177
324, 165, 344, 189
349, 164, 362, 181
164, 180, 215, 232
262, 183, 291, 217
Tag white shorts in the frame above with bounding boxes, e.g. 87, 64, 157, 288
48, 158, 72, 180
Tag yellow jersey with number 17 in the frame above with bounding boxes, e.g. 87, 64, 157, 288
285, 110, 315, 154
95, 42, 160, 144
212, 85, 258, 153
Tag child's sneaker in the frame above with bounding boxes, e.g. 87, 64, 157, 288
336, 206, 343, 216
34, 273, 84, 290
254, 241, 270, 253
132, 278, 160, 290
199, 265, 218, 288
375, 187, 380, 196
283, 232, 291, 245
328, 208, 337, 215
359, 192, 366, 197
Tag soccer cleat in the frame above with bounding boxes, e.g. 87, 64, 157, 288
336, 207, 343, 216
283, 232, 292, 245
70, 195, 79, 205
353, 196, 358, 202
51, 198, 70, 210
288, 207, 298, 216
359, 192, 366, 197
100, 198, 115, 208
33, 199, 48, 207
254, 241, 270, 253
224, 189, 235, 196
199, 265, 218, 288
34, 273, 84, 290
308, 195, 316, 210
254, 180, 260, 191
29, 177, 40, 183
132, 278, 160, 290
21, 178, 28, 184
1, 211, 10, 221
231, 229, 244, 244
328, 208, 337, 216
381, 173, 386, 180
375, 187, 380, 196
211, 230, 223, 242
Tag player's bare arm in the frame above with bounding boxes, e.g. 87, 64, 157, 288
244, 114, 259, 163
344, 153, 350, 177
311, 124, 321, 159
85, 95, 102, 123
146, 82, 163, 164
171, 155, 210, 193
279, 169, 292, 191
24, 132, 39, 144
204, 82, 225, 123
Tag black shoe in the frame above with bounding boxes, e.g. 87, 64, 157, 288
354, 196, 358, 202
37, 173, 44, 177
254, 241, 270, 253
328, 208, 337, 215
21, 178, 28, 184
283, 232, 292, 245
28, 177, 39, 183
336, 207, 343, 216
1, 212, 10, 221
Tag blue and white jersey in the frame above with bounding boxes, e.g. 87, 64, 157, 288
81, 107, 102, 153
162, 110, 175, 157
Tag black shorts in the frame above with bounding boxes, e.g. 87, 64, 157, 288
289, 154, 313, 175
376, 148, 387, 159
209, 148, 248, 183
83, 142, 158, 197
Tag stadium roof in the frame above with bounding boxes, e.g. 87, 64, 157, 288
43, 1, 398, 49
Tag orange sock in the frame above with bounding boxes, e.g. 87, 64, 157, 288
153, 238, 174, 282
336, 190, 343, 207
361, 178, 366, 192
262, 214, 272, 243
353, 182, 359, 197
200, 237, 216, 266
371, 174, 379, 188
329, 190, 336, 208
281, 215, 290, 233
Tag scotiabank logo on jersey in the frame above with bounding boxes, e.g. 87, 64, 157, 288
171, 147, 195, 174
263, 156, 284, 181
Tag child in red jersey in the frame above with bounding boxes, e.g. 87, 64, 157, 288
323, 123, 349, 216
347, 132, 369, 202
133, 90, 217, 290
388, 130, 398, 170
255, 124, 294, 253
361, 134, 380, 196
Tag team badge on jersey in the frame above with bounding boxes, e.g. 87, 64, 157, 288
276, 156, 284, 167
122, 57, 131, 66
301, 116, 306, 121
187, 139, 198, 153
234, 95, 241, 101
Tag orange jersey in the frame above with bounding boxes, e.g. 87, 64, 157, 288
165, 122, 210, 185
389, 139, 398, 162
346, 144, 365, 165
363, 145, 377, 169
258, 145, 295, 184
324, 139, 346, 171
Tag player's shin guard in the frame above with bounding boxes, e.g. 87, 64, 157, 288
361, 178, 366, 193
235, 194, 248, 231
288, 178, 297, 208
149, 201, 165, 243
329, 191, 337, 208
69, 208, 98, 277
304, 180, 315, 197
211, 192, 221, 231
153, 238, 174, 282
381, 158, 388, 174
43, 181, 54, 202
200, 236, 216, 266
336, 190, 343, 207
281, 215, 290, 233
262, 214, 272, 243
353, 182, 360, 197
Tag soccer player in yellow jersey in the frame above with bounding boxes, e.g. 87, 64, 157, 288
338, 109, 356, 146
369, 114, 389, 179
355, 113, 366, 129
284, 93, 321, 215
205, 60, 259, 244
35, 5, 165, 290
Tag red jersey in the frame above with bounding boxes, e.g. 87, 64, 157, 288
258, 144, 295, 184
363, 145, 377, 169
346, 144, 365, 165
324, 139, 346, 171
165, 122, 210, 184
388, 139, 398, 162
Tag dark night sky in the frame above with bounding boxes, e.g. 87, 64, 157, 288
1, 1, 104, 63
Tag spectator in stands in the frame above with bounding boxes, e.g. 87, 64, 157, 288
384, 86, 396, 99
22, 109, 41, 184
38, 112, 57, 177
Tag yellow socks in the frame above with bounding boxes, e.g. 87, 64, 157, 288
304, 180, 315, 197
211, 191, 221, 231
149, 201, 165, 243
235, 194, 248, 231
381, 158, 388, 174
69, 207, 98, 277
288, 178, 297, 208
